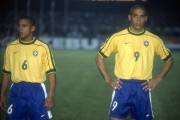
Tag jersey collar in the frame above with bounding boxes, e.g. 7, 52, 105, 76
19, 37, 36, 45
128, 27, 145, 36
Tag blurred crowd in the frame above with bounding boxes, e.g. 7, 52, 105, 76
0, 10, 180, 47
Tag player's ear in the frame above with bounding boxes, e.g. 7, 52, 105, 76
128, 14, 131, 21
145, 16, 148, 22
31, 26, 35, 32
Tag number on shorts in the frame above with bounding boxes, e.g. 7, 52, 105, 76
134, 52, 140, 61
112, 101, 118, 111
7, 104, 13, 114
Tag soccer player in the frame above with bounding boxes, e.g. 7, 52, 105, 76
0, 16, 56, 120
95, 5, 174, 120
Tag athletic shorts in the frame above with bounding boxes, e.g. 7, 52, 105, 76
6, 82, 52, 120
109, 80, 153, 120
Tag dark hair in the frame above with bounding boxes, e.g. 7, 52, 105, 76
18, 16, 36, 26
130, 5, 147, 15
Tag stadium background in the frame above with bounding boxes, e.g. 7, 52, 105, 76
0, 0, 180, 120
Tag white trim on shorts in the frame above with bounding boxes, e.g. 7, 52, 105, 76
41, 83, 53, 119
149, 91, 154, 118
10, 83, 14, 89
108, 90, 116, 115
147, 80, 154, 119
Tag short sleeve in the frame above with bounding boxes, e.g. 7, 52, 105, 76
155, 37, 172, 61
99, 35, 118, 58
3, 47, 11, 73
42, 45, 56, 74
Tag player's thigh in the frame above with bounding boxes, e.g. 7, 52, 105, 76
109, 117, 135, 120
109, 117, 125, 120
131, 86, 153, 120
6, 83, 27, 119
109, 88, 130, 119
28, 83, 52, 120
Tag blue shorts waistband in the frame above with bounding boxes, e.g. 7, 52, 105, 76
14, 81, 41, 85
119, 79, 147, 83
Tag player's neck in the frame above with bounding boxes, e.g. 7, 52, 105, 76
20, 36, 35, 44
129, 26, 144, 34
20, 36, 34, 42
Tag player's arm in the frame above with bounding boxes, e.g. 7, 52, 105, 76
143, 37, 174, 91
45, 72, 56, 111
43, 44, 56, 110
95, 53, 121, 90
156, 57, 174, 80
0, 73, 11, 111
143, 57, 174, 91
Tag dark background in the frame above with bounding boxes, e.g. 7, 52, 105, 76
0, 0, 180, 45
0, 0, 179, 13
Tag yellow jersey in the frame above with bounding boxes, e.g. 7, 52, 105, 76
3, 37, 56, 83
99, 28, 172, 80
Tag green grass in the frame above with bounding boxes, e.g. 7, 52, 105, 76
0, 47, 4, 119
52, 50, 180, 120
0, 49, 180, 120
52, 50, 112, 120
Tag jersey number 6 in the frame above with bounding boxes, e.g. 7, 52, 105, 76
22, 60, 27, 70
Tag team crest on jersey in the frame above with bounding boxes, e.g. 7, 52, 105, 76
144, 41, 149, 47
33, 50, 38, 57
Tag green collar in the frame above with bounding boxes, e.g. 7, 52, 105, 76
128, 27, 145, 36
19, 37, 36, 45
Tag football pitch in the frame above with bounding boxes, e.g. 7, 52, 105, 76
0, 49, 180, 120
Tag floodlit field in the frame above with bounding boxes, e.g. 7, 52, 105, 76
0, 49, 180, 120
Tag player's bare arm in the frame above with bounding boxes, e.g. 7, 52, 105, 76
95, 53, 121, 90
142, 57, 174, 91
45, 72, 56, 111
0, 73, 11, 111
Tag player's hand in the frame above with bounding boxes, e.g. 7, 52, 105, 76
142, 78, 161, 91
45, 95, 54, 111
107, 78, 122, 90
0, 95, 7, 111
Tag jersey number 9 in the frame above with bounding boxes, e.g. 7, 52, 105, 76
134, 52, 140, 61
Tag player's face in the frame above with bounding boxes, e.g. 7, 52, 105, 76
18, 19, 35, 41
128, 8, 147, 32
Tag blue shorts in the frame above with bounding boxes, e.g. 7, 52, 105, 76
6, 82, 52, 120
109, 80, 153, 120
